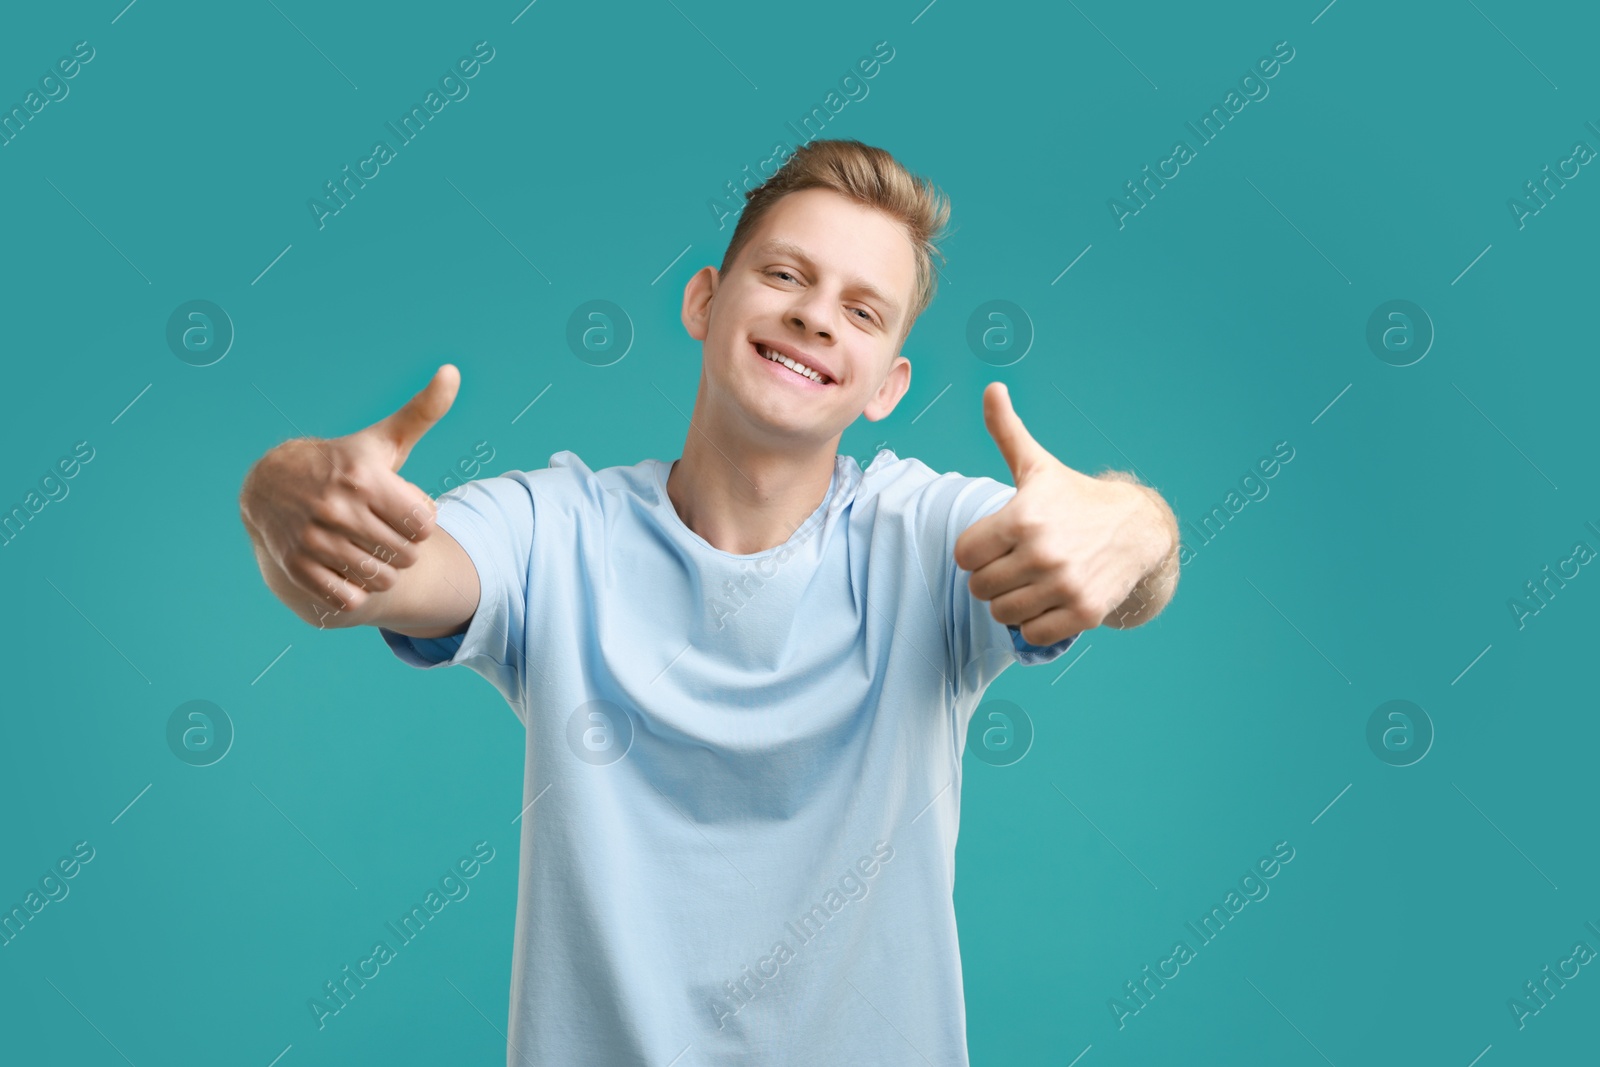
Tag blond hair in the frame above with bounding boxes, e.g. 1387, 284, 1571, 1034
718, 139, 951, 342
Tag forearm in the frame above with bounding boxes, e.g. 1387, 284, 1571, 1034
1096, 473, 1179, 629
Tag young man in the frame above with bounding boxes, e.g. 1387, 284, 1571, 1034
239, 139, 1178, 1064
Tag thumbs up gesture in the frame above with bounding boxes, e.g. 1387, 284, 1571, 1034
953, 382, 1176, 645
239, 365, 459, 624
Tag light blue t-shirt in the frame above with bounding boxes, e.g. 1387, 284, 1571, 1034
380, 449, 1077, 1065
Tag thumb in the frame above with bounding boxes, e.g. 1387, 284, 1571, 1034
364, 364, 460, 470
983, 381, 1050, 485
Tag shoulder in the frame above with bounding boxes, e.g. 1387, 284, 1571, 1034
441, 451, 656, 511
856, 449, 1014, 530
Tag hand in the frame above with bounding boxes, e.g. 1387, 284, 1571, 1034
954, 382, 1170, 646
239, 365, 459, 623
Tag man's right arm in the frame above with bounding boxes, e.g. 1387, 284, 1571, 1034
237, 365, 482, 639
241, 500, 479, 637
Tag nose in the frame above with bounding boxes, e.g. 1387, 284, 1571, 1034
785, 287, 840, 342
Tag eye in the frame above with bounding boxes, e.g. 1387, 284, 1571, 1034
766, 270, 878, 325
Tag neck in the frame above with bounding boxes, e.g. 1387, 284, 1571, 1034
667, 384, 840, 555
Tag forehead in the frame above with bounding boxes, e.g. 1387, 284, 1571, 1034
740, 189, 915, 321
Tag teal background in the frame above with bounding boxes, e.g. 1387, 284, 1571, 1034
2, 0, 1597, 1063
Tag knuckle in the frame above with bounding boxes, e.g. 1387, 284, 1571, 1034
340, 467, 373, 496
401, 502, 436, 541
308, 494, 344, 529
294, 523, 327, 555
286, 556, 320, 589
1033, 545, 1067, 573
367, 541, 397, 569
357, 552, 393, 584
361, 566, 394, 592
1014, 511, 1047, 539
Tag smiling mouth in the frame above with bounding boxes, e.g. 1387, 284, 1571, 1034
755, 342, 833, 385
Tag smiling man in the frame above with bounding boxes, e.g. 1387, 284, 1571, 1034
239, 139, 1178, 1065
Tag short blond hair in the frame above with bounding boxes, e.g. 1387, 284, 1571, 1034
718, 139, 951, 342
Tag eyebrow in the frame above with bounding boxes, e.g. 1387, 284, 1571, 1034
751, 238, 904, 325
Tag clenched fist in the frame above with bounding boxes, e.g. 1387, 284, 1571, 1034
239, 365, 459, 627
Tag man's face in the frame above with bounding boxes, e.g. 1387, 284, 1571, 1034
681, 187, 917, 449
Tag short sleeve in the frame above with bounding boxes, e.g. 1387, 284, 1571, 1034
377, 474, 534, 720
913, 473, 1078, 701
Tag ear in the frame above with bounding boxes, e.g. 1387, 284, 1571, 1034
861, 354, 911, 422
681, 265, 718, 342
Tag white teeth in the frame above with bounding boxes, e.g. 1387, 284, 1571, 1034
758, 343, 826, 384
